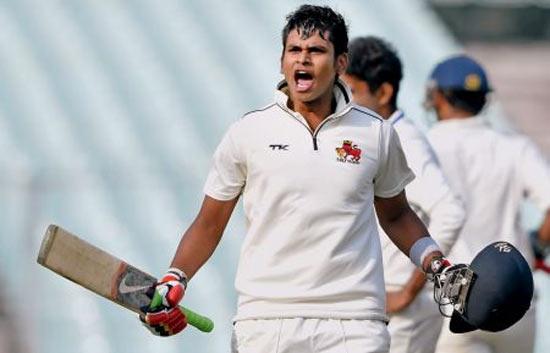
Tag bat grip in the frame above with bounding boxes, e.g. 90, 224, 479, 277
180, 307, 214, 333
150, 291, 214, 333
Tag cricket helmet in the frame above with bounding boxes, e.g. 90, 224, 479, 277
429, 55, 491, 93
449, 241, 534, 333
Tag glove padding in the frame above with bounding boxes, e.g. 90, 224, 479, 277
155, 268, 187, 307
140, 307, 187, 337
140, 268, 188, 337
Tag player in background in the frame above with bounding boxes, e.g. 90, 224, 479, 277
139, 5, 458, 352
342, 36, 465, 353
425, 54, 550, 353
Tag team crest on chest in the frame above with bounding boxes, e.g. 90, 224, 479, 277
335, 140, 362, 164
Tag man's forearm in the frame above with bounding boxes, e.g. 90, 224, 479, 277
404, 269, 427, 296
169, 195, 238, 280
170, 219, 224, 280
379, 204, 430, 257
375, 192, 444, 272
539, 209, 550, 243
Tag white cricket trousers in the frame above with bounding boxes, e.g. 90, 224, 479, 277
231, 318, 390, 353
387, 288, 443, 353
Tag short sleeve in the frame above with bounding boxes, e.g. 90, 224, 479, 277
519, 139, 550, 211
394, 120, 450, 211
203, 121, 247, 200
374, 122, 415, 198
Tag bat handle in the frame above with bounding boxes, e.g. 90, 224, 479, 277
180, 306, 214, 333
150, 291, 214, 333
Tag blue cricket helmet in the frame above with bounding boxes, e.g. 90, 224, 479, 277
429, 55, 491, 93
450, 241, 534, 333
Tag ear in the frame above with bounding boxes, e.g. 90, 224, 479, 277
377, 82, 394, 106
431, 89, 447, 109
335, 53, 348, 76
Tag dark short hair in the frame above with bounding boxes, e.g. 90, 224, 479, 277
282, 5, 348, 57
346, 36, 402, 108
440, 89, 487, 115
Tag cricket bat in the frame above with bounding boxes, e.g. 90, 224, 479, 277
37, 224, 214, 333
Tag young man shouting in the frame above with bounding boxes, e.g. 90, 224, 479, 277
140, 6, 452, 353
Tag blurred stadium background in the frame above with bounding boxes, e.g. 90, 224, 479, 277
0, 0, 548, 352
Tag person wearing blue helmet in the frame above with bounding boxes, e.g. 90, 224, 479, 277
425, 54, 550, 353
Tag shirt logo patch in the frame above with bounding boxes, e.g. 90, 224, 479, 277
335, 140, 361, 164
269, 144, 289, 151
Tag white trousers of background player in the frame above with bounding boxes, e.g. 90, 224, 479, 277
387, 287, 443, 353
231, 318, 390, 353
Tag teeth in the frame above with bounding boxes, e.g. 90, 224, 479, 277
296, 71, 311, 79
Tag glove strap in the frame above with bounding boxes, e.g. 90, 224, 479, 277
426, 256, 451, 282
166, 267, 188, 290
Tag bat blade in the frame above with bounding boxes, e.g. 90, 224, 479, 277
37, 224, 154, 313
37, 224, 213, 332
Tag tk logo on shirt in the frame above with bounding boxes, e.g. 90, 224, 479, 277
335, 140, 361, 164
269, 144, 289, 151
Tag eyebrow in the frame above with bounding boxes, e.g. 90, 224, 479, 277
286, 43, 329, 51
307, 45, 328, 51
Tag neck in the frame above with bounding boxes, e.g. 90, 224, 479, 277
288, 88, 335, 131
378, 106, 396, 120
437, 108, 474, 121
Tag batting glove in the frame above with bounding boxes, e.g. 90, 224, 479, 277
154, 268, 188, 307
140, 307, 187, 337
425, 255, 452, 283
140, 268, 188, 336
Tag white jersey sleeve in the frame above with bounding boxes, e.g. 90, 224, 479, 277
203, 121, 247, 200
518, 138, 550, 212
374, 122, 415, 198
393, 119, 465, 254
380, 116, 464, 288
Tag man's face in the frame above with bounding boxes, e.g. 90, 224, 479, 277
341, 73, 382, 113
281, 29, 347, 104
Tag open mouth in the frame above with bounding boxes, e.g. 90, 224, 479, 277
294, 70, 314, 92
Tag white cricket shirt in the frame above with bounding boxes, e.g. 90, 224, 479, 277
427, 117, 550, 265
379, 111, 465, 289
204, 80, 415, 321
